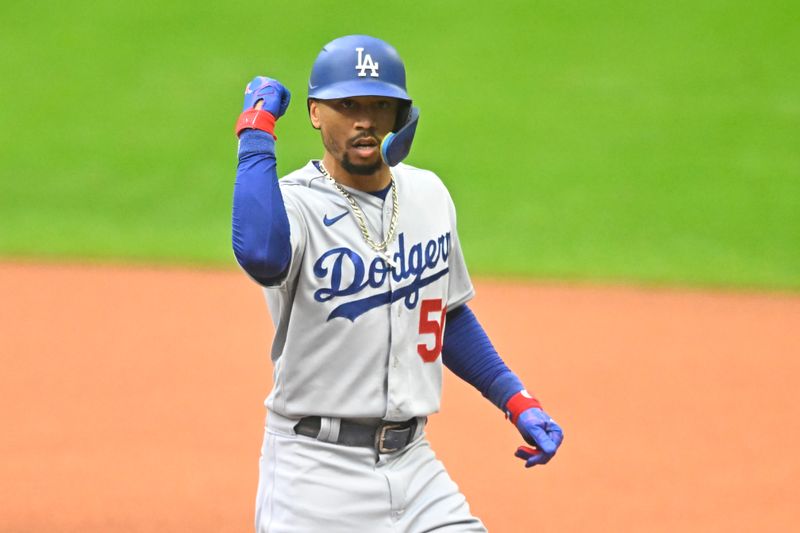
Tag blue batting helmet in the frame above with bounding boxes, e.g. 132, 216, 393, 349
308, 35, 419, 166
308, 35, 411, 102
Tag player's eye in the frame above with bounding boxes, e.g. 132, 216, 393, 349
376, 100, 391, 110
339, 99, 355, 110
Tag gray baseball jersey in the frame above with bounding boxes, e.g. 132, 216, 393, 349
260, 161, 474, 422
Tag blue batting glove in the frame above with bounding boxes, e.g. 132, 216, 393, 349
513, 408, 564, 468
243, 76, 291, 119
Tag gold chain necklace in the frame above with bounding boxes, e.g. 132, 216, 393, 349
318, 161, 400, 269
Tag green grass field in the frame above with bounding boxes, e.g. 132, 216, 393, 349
1, 0, 798, 289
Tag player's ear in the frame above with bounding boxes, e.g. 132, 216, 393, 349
308, 99, 321, 130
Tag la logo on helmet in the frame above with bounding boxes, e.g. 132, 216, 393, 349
355, 47, 379, 78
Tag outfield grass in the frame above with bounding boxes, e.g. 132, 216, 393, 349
1, 0, 798, 289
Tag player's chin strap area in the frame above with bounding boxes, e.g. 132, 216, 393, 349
381, 106, 420, 167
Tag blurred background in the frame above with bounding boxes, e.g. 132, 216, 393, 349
2, 1, 800, 532
1, 0, 797, 289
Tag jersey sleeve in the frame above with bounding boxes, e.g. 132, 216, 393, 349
444, 187, 475, 309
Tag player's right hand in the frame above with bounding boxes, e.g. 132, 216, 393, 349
243, 76, 291, 119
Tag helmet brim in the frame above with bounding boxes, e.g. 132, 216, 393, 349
308, 79, 411, 102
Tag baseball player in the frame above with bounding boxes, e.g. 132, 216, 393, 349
232, 35, 563, 532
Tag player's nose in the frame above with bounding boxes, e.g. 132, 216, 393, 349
352, 107, 379, 129
353, 117, 374, 130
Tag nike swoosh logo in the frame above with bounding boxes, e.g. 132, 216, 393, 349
309, 83, 319, 90
323, 211, 348, 226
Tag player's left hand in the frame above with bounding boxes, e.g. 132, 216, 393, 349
513, 407, 563, 468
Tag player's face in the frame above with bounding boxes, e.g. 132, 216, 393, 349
310, 96, 400, 176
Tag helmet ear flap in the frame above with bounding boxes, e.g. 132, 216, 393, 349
394, 102, 412, 132
382, 106, 419, 167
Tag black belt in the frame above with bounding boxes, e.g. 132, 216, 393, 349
294, 416, 422, 453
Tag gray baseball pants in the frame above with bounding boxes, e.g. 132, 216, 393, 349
255, 411, 487, 532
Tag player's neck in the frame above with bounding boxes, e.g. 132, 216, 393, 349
321, 154, 392, 192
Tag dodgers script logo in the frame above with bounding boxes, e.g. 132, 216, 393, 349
313, 232, 451, 321
355, 47, 379, 78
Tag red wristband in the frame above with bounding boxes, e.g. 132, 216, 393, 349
505, 390, 542, 425
235, 109, 277, 139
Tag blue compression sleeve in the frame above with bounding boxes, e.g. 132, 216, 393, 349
442, 304, 526, 410
232, 129, 292, 285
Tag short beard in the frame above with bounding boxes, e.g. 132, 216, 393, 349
320, 127, 384, 176
341, 153, 382, 176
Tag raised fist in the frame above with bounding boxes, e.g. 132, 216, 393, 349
243, 76, 291, 119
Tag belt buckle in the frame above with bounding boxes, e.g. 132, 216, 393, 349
376, 423, 405, 453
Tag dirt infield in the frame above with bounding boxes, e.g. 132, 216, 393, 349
1, 261, 799, 532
